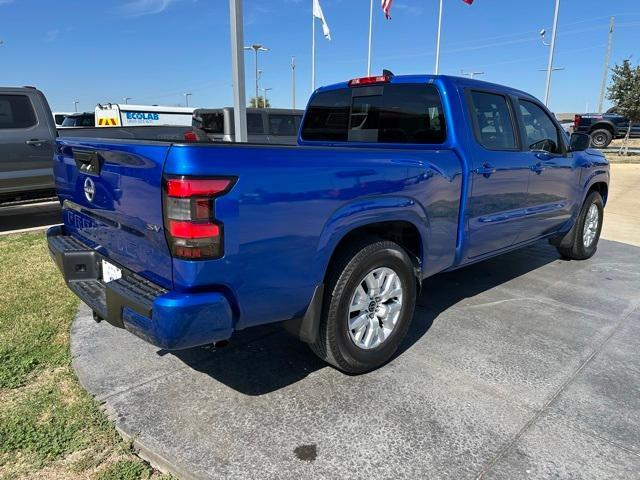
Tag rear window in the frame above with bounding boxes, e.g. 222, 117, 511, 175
0, 95, 37, 130
301, 84, 446, 144
268, 114, 299, 136
195, 112, 224, 134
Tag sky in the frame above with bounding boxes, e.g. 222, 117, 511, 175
0, 0, 639, 114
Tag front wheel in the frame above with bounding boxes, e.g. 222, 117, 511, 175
556, 191, 604, 260
310, 239, 417, 374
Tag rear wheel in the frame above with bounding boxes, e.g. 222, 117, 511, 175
310, 239, 417, 374
556, 191, 604, 260
590, 128, 613, 148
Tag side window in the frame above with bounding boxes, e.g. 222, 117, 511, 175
518, 100, 561, 153
247, 113, 264, 134
0, 95, 37, 130
268, 114, 298, 136
469, 91, 517, 150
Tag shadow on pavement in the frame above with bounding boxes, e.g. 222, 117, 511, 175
171, 241, 561, 396
0, 200, 61, 233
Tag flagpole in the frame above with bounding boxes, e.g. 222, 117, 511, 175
312, 1, 316, 92
434, 0, 443, 74
367, 0, 373, 76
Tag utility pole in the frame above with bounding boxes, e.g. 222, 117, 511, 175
597, 16, 615, 113
73, 100, 79, 113
261, 87, 272, 108
291, 56, 296, 110
229, 0, 247, 142
123, 97, 132, 104
184, 92, 192, 107
542, 0, 560, 107
244, 44, 269, 106
367, 0, 374, 76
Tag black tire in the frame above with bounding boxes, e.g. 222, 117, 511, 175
590, 128, 613, 148
310, 238, 417, 374
556, 191, 604, 260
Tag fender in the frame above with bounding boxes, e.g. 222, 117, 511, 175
312, 195, 429, 282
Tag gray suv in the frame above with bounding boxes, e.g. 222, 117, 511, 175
0, 87, 57, 202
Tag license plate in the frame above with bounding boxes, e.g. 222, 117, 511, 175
102, 259, 122, 283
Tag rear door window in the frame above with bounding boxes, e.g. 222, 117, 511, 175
247, 113, 264, 134
517, 100, 562, 153
469, 91, 517, 150
301, 83, 445, 144
268, 114, 298, 136
0, 95, 37, 130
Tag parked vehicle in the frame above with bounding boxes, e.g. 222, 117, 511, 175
47, 74, 609, 373
0, 86, 57, 203
574, 110, 640, 148
53, 111, 73, 126
558, 118, 574, 135
191, 107, 304, 144
60, 112, 95, 128
95, 104, 194, 127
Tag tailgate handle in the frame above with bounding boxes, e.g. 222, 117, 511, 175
73, 149, 102, 176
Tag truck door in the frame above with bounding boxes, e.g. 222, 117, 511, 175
0, 92, 54, 196
465, 90, 532, 258
514, 99, 578, 241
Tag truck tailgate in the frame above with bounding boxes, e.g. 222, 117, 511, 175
54, 139, 173, 289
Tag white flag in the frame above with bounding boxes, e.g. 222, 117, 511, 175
313, 0, 331, 40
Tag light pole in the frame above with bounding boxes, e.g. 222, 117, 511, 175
123, 97, 132, 104
184, 92, 192, 107
229, 0, 247, 142
73, 100, 79, 113
540, 0, 560, 107
461, 70, 485, 79
244, 44, 269, 106
261, 88, 273, 108
291, 56, 296, 110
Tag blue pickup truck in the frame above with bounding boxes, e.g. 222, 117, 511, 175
47, 74, 609, 373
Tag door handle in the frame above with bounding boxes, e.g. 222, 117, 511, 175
475, 163, 496, 178
534, 152, 552, 161
531, 162, 545, 174
26, 139, 49, 146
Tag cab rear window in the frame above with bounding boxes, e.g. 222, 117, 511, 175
301, 84, 446, 144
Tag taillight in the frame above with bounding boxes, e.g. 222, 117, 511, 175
184, 131, 198, 142
163, 176, 235, 260
574, 114, 580, 130
348, 75, 390, 87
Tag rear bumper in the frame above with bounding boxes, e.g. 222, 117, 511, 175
46, 225, 234, 350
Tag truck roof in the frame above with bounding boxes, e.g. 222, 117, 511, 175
316, 74, 538, 102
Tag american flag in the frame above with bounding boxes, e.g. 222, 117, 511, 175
381, 0, 392, 19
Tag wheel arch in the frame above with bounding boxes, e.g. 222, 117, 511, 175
314, 197, 429, 284
589, 122, 616, 135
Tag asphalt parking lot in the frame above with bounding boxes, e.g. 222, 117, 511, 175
72, 237, 640, 480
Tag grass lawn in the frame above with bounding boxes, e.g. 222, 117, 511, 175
0, 233, 171, 480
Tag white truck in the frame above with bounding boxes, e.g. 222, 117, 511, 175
95, 104, 194, 127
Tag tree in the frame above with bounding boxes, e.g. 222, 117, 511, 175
249, 96, 270, 108
607, 59, 640, 155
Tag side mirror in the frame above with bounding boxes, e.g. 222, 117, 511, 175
569, 132, 591, 152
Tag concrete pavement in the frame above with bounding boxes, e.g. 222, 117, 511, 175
601, 164, 640, 247
71, 239, 640, 480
